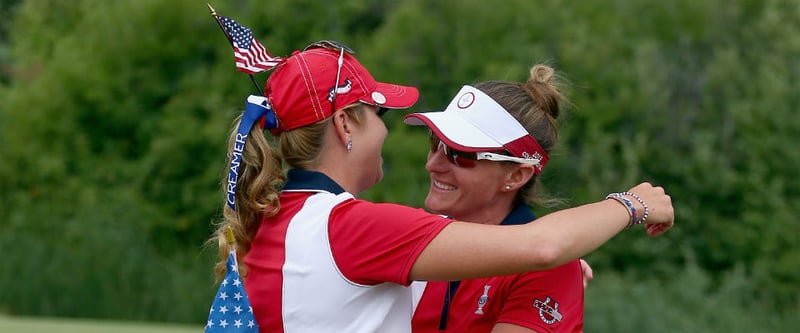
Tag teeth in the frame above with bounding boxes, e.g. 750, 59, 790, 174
433, 180, 456, 191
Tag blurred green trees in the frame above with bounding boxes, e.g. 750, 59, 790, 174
1, 0, 798, 330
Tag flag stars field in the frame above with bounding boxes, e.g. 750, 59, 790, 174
204, 249, 259, 332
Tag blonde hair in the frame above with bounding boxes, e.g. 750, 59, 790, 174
474, 64, 568, 207
210, 103, 365, 279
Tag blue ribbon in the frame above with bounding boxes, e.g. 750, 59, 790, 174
226, 95, 277, 211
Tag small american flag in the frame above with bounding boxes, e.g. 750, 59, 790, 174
205, 250, 259, 332
216, 15, 283, 74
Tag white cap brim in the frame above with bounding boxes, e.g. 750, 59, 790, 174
404, 85, 528, 152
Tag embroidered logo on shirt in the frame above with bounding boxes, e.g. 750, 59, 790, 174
532, 296, 563, 325
474, 284, 491, 314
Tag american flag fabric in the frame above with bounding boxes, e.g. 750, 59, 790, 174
205, 250, 259, 332
216, 15, 283, 74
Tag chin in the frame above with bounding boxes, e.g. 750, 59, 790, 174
424, 196, 446, 214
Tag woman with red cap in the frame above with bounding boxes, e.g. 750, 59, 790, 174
408, 64, 591, 332
209, 41, 674, 333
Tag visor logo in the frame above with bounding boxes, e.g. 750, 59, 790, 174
457, 92, 475, 109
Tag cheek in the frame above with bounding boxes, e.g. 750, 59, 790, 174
374, 129, 387, 152
461, 166, 506, 192
378, 122, 388, 140
369, 114, 388, 141
453, 172, 481, 192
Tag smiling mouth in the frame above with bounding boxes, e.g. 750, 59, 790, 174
432, 179, 457, 191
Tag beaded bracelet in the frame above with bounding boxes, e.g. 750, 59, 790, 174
623, 191, 649, 225
605, 192, 638, 228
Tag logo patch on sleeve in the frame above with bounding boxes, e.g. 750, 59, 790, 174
474, 284, 491, 314
532, 296, 563, 325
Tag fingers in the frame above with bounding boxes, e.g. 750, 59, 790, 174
646, 220, 673, 237
579, 259, 594, 288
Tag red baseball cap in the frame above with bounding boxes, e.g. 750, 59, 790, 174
264, 46, 419, 134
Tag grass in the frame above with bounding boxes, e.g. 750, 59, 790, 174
0, 314, 202, 333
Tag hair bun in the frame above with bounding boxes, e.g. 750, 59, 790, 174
523, 64, 562, 120
530, 64, 554, 84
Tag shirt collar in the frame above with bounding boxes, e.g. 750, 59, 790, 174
282, 169, 347, 194
500, 202, 537, 226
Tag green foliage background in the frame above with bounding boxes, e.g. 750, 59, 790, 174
1, 0, 798, 331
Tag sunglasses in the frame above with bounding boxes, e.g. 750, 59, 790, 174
429, 134, 542, 168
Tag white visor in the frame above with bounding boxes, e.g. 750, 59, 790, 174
404, 85, 549, 174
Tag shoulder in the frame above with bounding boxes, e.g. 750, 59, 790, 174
506, 259, 583, 295
334, 199, 447, 221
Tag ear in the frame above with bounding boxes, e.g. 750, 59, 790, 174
330, 109, 353, 146
504, 164, 535, 190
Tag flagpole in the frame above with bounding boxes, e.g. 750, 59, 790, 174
225, 225, 238, 267
207, 3, 263, 94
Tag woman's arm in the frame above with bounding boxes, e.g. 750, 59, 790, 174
409, 182, 673, 281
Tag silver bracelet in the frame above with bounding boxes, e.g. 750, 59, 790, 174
605, 192, 637, 229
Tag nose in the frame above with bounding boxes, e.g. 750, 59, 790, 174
425, 144, 451, 173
